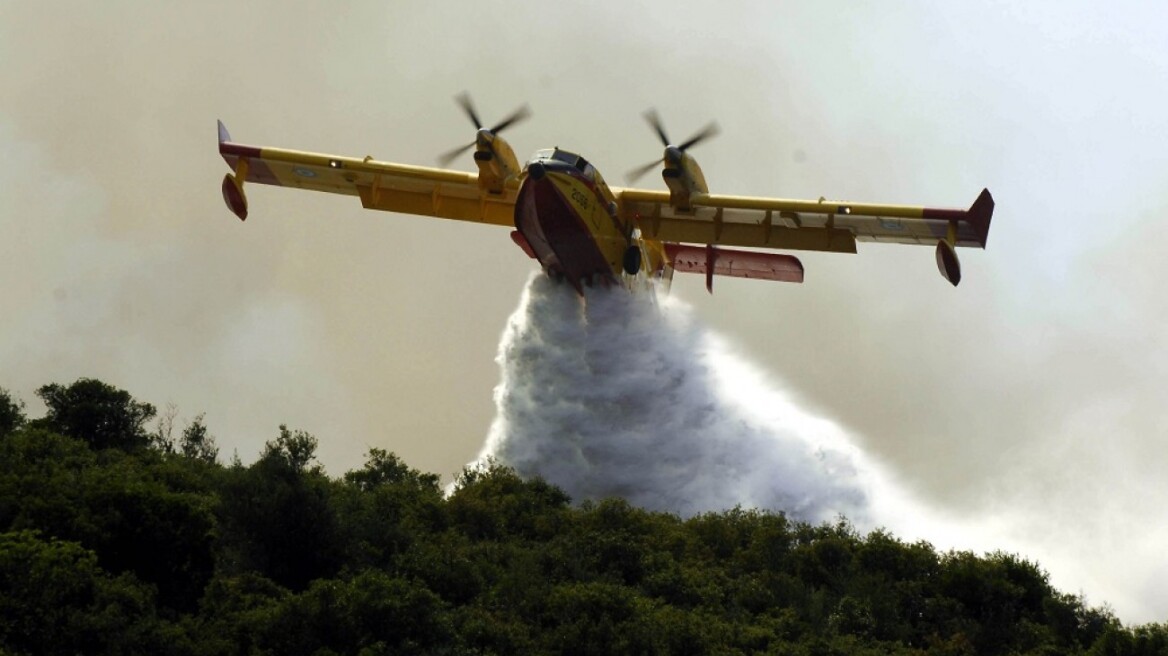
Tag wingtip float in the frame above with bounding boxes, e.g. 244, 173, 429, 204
216, 102, 994, 292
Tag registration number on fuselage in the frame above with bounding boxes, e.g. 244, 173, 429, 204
570, 188, 591, 212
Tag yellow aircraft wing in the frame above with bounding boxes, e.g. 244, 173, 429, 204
217, 121, 516, 225
614, 186, 993, 285
614, 187, 993, 254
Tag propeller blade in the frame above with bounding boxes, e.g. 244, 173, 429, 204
438, 141, 475, 167
489, 104, 532, 134
678, 121, 720, 151
455, 92, 483, 130
625, 157, 665, 184
643, 109, 670, 147
442, 95, 531, 167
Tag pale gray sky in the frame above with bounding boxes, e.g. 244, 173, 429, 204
2, 1, 1166, 623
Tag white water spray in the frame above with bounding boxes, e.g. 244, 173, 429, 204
473, 274, 880, 524
468, 274, 1168, 621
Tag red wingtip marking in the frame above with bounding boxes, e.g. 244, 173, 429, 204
920, 188, 994, 248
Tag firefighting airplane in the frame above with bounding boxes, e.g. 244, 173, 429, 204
217, 96, 993, 293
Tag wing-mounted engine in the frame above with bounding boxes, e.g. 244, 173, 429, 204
626, 110, 718, 211
438, 93, 529, 195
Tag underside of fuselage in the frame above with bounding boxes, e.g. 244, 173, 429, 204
513, 155, 630, 293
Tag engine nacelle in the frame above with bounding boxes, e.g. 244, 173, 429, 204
661, 147, 710, 212
474, 131, 520, 195
935, 239, 961, 286
221, 173, 248, 221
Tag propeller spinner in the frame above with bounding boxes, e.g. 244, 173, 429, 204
626, 110, 719, 184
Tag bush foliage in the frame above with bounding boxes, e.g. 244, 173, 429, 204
0, 379, 1164, 655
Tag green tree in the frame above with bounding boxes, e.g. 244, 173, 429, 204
343, 447, 438, 492
249, 570, 453, 655
179, 413, 219, 463
0, 428, 98, 545
447, 460, 571, 541
539, 581, 660, 655
79, 456, 217, 612
190, 573, 291, 655
0, 424, 215, 613
217, 426, 342, 591
6, 380, 1165, 654
0, 388, 24, 437
935, 550, 1054, 655
0, 530, 164, 655
337, 448, 446, 570
263, 424, 320, 473
34, 378, 156, 451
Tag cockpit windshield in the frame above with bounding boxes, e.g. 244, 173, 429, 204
529, 148, 590, 176
550, 149, 579, 166
528, 148, 606, 187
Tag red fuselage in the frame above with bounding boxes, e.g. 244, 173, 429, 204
513, 149, 630, 291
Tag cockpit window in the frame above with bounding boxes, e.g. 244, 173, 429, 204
529, 149, 600, 182
551, 149, 594, 176
551, 149, 579, 166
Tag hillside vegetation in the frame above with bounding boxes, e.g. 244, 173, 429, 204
1, 379, 1164, 655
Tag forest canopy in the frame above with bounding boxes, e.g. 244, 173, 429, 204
0, 379, 1164, 655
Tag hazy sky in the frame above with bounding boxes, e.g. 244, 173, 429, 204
3, 1, 1166, 623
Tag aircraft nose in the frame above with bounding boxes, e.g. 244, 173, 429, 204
528, 161, 546, 180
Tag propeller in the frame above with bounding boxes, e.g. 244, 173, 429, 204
438, 93, 531, 167
626, 110, 719, 183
